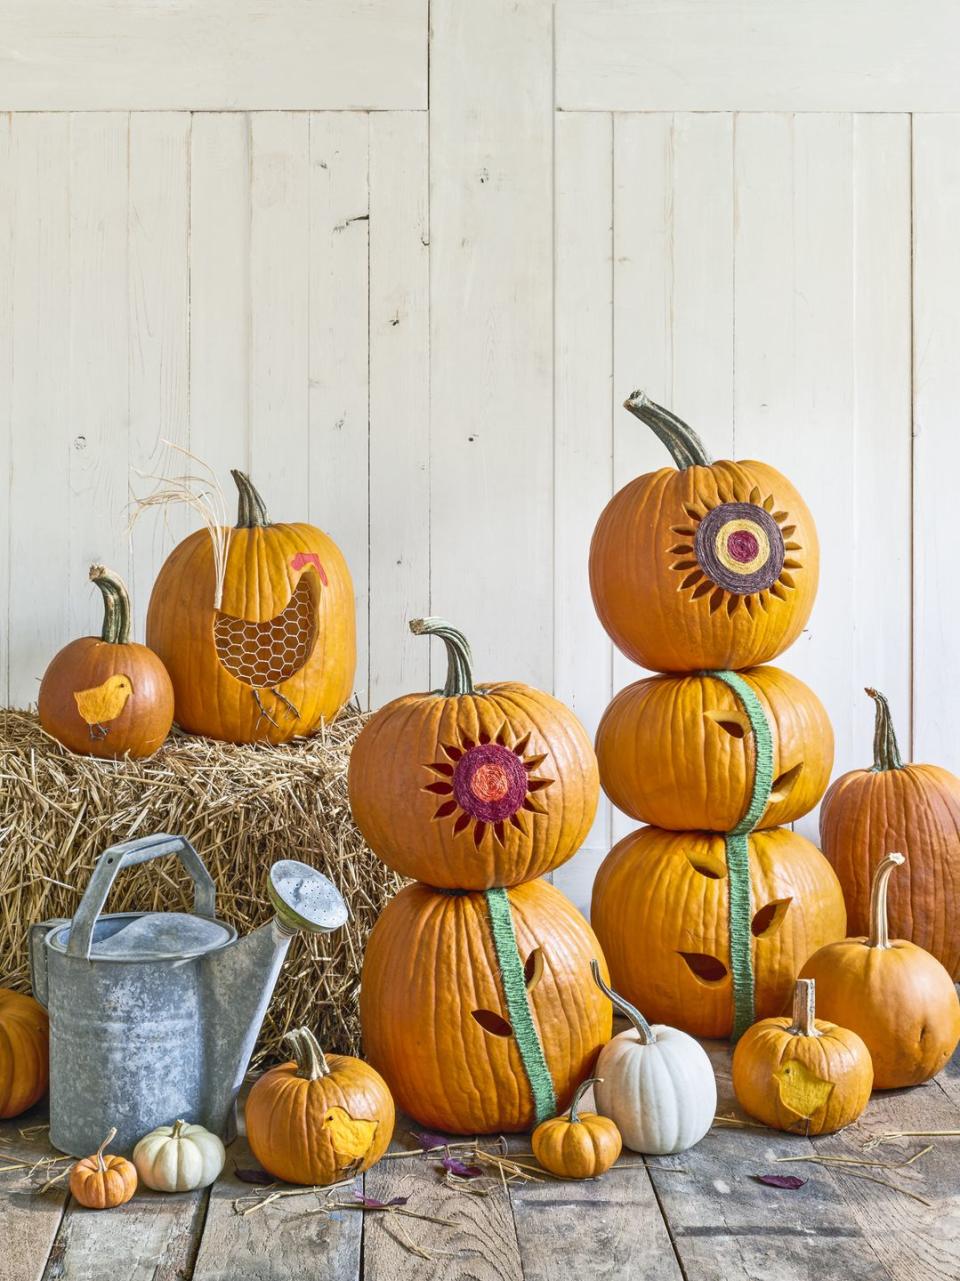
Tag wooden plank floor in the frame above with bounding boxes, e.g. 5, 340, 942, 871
2, 1042, 958, 1281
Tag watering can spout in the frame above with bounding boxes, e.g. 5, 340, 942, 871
201, 860, 349, 1140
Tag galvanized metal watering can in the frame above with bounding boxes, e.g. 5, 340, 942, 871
29, 833, 348, 1156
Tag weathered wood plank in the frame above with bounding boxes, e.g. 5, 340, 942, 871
651, 1042, 894, 1281
0, 1102, 68, 1281
0, 1, 427, 112
190, 1135, 362, 1281
362, 1122, 523, 1280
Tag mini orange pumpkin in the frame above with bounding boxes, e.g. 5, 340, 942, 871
820, 688, 960, 978
732, 979, 873, 1135
360, 878, 612, 1134
531, 1077, 622, 1179
38, 567, 173, 759
69, 1127, 138, 1209
348, 618, 599, 889
589, 392, 819, 672
146, 470, 355, 744
596, 665, 833, 832
245, 1027, 394, 1185
801, 853, 960, 1088
591, 826, 846, 1039
0, 989, 49, 1119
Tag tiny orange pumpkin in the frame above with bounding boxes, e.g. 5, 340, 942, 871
531, 1077, 622, 1179
69, 1127, 138, 1209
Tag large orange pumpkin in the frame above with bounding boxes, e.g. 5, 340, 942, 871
360, 878, 612, 1134
348, 618, 599, 889
591, 826, 846, 1040
146, 470, 355, 744
246, 1027, 394, 1185
38, 567, 174, 759
820, 688, 960, 978
589, 392, 819, 672
0, 989, 49, 1119
596, 665, 833, 832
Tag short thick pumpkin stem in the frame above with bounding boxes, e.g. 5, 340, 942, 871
622, 391, 714, 471
231, 469, 272, 528
285, 1026, 331, 1081
95, 1126, 118, 1172
591, 959, 655, 1046
410, 617, 476, 697
866, 688, 904, 772
567, 1076, 601, 1125
868, 852, 905, 949
89, 566, 132, 645
788, 979, 820, 1038
170, 1119, 187, 1141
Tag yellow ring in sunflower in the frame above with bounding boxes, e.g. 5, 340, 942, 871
714, 519, 771, 577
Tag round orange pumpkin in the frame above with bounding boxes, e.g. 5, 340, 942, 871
589, 392, 819, 672
531, 1077, 622, 1179
69, 1128, 138, 1209
801, 853, 960, 1088
732, 979, 873, 1135
596, 665, 833, 832
246, 1026, 394, 1185
591, 826, 847, 1039
38, 566, 173, 759
820, 688, 960, 978
348, 618, 599, 889
146, 470, 355, 744
360, 878, 612, 1134
0, 989, 49, 1119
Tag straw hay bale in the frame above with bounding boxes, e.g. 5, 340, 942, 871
0, 708, 400, 1064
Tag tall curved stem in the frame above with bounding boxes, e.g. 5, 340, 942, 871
410, 617, 476, 696
591, 959, 655, 1045
865, 688, 904, 771
231, 470, 272, 528
567, 1076, 601, 1124
622, 391, 713, 470
89, 566, 132, 645
868, 852, 905, 949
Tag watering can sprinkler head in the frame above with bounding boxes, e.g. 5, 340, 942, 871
267, 859, 349, 935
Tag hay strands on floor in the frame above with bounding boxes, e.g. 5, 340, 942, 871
863, 1129, 960, 1151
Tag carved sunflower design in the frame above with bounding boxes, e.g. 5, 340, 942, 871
423, 726, 554, 847
669, 486, 803, 616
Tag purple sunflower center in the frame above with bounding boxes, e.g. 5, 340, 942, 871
726, 529, 759, 563
453, 743, 528, 823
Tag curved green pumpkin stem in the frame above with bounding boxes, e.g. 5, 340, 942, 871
284, 1026, 331, 1081
591, 959, 655, 1046
231, 469, 272, 529
409, 617, 476, 697
566, 1076, 601, 1124
868, 852, 905, 950
866, 688, 904, 772
622, 390, 713, 470
89, 566, 132, 645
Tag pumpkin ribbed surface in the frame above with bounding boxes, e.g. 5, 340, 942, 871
349, 683, 598, 889
360, 879, 611, 1134
596, 665, 833, 832
0, 989, 49, 1119
591, 827, 846, 1039
589, 459, 818, 672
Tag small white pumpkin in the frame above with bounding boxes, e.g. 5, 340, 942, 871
591, 961, 716, 1155
133, 1119, 225, 1192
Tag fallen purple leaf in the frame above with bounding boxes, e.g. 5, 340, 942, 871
353, 1191, 408, 1209
752, 1173, 807, 1190
234, 1165, 275, 1185
441, 1156, 484, 1179
415, 1130, 453, 1151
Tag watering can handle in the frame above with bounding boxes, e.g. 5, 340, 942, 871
67, 834, 217, 960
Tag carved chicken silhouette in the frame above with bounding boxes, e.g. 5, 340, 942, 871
213, 560, 324, 727
321, 1106, 379, 1168
73, 674, 134, 739
774, 1059, 834, 1125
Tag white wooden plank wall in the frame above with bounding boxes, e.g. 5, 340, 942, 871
1, 1, 958, 917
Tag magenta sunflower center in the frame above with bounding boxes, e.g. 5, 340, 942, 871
726, 529, 759, 563
453, 743, 528, 823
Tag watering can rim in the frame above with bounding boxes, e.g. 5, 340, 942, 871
38, 910, 238, 965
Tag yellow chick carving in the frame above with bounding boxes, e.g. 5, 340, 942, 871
73, 674, 134, 739
322, 1106, 379, 1168
773, 1059, 834, 1126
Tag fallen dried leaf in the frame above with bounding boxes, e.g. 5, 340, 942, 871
752, 1173, 807, 1190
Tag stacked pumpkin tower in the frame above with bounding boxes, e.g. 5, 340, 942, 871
589, 393, 846, 1040
349, 618, 613, 1134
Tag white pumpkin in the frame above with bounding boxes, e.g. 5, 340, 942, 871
591, 961, 716, 1155
133, 1119, 225, 1192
